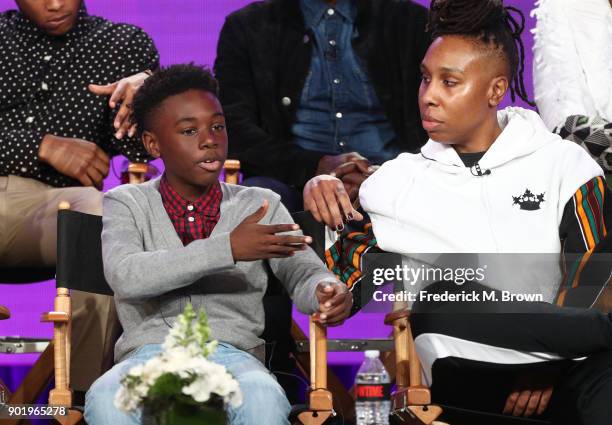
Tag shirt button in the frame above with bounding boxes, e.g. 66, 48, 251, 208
187, 205, 194, 211
188, 216, 195, 222
25, 116, 34, 123
41, 82, 48, 91
333, 78, 341, 84
329, 40, 336, 46
339, 140, 347, 147
43, 55, 52, 61
335, 112, 343, 119
327, 8, 335, 15
282, 96, 292, 106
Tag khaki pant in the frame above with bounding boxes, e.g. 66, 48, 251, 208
0, 175, 121, 391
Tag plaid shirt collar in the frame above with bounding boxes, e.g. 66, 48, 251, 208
159, 174, 222, 219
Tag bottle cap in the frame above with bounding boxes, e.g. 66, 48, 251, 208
365, 350, 380, 359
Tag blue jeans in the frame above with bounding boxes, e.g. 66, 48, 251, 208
84, 343, 291, 425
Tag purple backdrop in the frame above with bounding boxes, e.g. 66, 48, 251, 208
0, 0, 538, 388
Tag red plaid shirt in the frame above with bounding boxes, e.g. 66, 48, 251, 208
159, 175, 222, 245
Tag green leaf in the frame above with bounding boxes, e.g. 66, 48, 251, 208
148, 373, 184, 399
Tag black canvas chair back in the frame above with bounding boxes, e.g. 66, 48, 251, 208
56, 209, 112, 296
291, 211, 326, 261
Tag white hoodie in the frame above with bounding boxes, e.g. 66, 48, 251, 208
361, 107, 602, 255
360, 107, 603, 302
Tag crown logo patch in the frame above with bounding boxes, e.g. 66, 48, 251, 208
513, 189, 545, 211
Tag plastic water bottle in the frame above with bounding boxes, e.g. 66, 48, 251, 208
355, 350, 391, 425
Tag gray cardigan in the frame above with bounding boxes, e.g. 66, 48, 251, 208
102, 178, 336, 363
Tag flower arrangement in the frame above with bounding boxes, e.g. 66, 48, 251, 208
114, 303, 242, 424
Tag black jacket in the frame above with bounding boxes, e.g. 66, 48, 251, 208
214, 0, 430, 189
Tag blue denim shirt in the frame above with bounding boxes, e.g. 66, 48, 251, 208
292, 0, 398, 165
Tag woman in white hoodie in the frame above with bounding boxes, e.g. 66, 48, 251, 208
303, 0, 612, 423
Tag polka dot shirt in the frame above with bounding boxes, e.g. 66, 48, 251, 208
0, 5, 159, 187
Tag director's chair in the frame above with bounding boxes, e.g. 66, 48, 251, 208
0, 162, 157, 424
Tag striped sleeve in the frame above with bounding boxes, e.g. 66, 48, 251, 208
325, 212, 381, 315
556, 176, 611, 307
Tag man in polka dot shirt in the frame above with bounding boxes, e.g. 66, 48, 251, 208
0, 0, 158, 392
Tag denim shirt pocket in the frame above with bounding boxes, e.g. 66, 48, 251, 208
351, 58, 376, 110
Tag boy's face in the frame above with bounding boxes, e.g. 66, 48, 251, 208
418, 35, 508, 150
143, 89, 228, 200
16, 0, 81, 36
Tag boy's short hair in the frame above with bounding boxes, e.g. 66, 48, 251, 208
133, 63, 219, 137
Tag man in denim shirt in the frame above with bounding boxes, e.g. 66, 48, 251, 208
215, 0, 430, 211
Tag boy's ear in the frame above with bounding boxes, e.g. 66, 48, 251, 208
142, 131, 161, 159
488, 75, 509, 107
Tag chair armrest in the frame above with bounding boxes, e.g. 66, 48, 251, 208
41, 311, 69, 323
384, 308, 410, 325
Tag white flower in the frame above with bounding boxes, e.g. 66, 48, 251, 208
114, 304, 242, 413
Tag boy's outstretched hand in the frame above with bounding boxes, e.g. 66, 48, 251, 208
315, 282, 352, 326
230, 200, 312, 261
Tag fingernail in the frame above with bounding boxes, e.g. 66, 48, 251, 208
128, 129, 135, 137
347, 212, 354, 220
325, 302, 331, 308
320, 314, 327, 320
305, 236, 312, 243
114, 131, 122, 139
292, 224, 299, 230
335, 223, 344, 232
330, 172, 336, 177
368, 166, 376, 173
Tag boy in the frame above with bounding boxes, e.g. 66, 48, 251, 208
303, 1, 612, 423
84, 64, 352, 425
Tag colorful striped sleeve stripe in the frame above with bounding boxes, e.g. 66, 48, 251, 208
557, 176, 607, 306
574, 176, 607, 250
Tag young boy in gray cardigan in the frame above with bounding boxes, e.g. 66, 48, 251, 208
84, 64, 353, 425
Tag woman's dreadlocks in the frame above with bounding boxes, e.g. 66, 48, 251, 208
427, 0, 535, 106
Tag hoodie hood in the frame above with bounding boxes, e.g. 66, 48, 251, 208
420, 107, 559, 172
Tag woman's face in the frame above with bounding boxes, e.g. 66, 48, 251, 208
419, 35, 508, 150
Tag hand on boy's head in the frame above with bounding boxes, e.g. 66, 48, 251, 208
303, 175, 363, 230
315, 282, 352, 327
89, 71, 151, 139
229, 200, 312, 262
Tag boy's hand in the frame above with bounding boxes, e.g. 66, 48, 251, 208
315, 282, 352, 326
230, 200, 312, 261
303, 175, 363, 230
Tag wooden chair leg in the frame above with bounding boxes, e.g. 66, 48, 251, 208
6, 342, 55, 402
48, 288, 72, 407
297, 318, 334, 425
384, 309, 443, 425
291, 319, 355, 422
